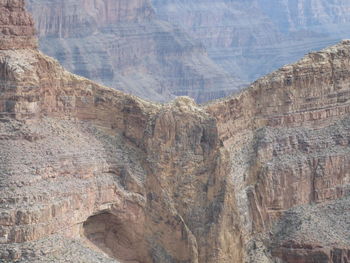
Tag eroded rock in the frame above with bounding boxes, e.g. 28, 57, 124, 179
25, 0, 242, 103
0, 1, 349, 263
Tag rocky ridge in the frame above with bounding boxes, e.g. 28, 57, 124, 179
207, 39, 350, 262
0, 1, 349, 263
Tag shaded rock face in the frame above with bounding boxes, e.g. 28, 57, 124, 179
0, 2, 350, 263
83, 212, 147, 261
151, 0, 350, 83
25, 0, 242, 103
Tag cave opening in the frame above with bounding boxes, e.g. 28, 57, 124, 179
83, 212, 143, 263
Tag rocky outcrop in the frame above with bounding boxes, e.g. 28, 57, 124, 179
152, 0, 350, 82
207, 39, 350, 262
0, 0, 37, 49
0, 1, 350, 263
0, 2, 242, 262
0, 51, 242, 261
25, 0, 242, 103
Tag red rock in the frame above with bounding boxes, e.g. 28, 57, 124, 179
0, 0, 37, 49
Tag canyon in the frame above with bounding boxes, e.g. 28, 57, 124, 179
26, 0, 350, 103
152, 0, 350, 82
0, 0, 350, 263
25, 0, 242, 103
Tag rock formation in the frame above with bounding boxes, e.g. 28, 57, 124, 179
0, 1, 350, 263
0, 0, 37, 49
152, 0, 350, 83
25, 0, 242, 103
0, 1, 242, 262
206, 39, 350, 262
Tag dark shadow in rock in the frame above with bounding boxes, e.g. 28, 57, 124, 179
83, 212, 143, 263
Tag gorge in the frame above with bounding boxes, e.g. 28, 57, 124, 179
0, 0, 349, 263
26, 0, 243, 103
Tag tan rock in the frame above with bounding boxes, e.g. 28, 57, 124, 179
0, 1, 349, 263
0, 0, 37, 49
207, 39, 350, 262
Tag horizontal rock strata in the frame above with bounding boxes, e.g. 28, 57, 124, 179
0, 2, 242, 262
152, 0, 350, 83
0, 0, 37, 49
26, 0, 242, 103
0, 1, 350, 263
207, 39, 350, 262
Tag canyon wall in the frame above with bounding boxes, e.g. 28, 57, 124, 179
25, 0, 242, 103
207, 39, 350, 262
0, 1, 243, 262
0, 1, 350, 263
152, 0, 350, 82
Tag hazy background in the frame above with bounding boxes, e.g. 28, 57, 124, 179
152, 0, 350, 82
27, 0, 350, 102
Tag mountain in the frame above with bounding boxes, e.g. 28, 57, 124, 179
1, 1, 350, 263
152, 0, 350, 82
25, 0, 242, 103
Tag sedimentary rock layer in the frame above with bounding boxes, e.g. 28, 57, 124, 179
0, 1, 350, 263
0, 2, 242, 262
152, 0, 350, 82
0, 0, 37, 49
207, 39, 350, 262
0, 48, 243, 262
25, 0, 242, 103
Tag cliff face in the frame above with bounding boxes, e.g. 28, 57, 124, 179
152, 0, 350, 82
0, 1, 350, 263
0, 0, 37, 49
0, 1, 242, 262
28, 0, 154, 38
25, 0, 242, 103
207, 39, 350, 262
258, 0, 350, 32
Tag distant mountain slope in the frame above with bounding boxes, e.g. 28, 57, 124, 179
26, 0, 243, 103
152, 0, 350, 82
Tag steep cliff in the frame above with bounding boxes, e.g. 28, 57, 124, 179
1, 1, 350, 263
152, 0, 350, 83
207, 39, 350, 262
0, 1, 242, 262
25, 0, 242, 103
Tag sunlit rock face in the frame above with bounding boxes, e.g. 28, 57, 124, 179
0, 1, 349, 263
25, 0, 242, 103
152, 0, 350, 83
0, 0, 37, 49
0, 2, 242, 262
207, 39, 350, 263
